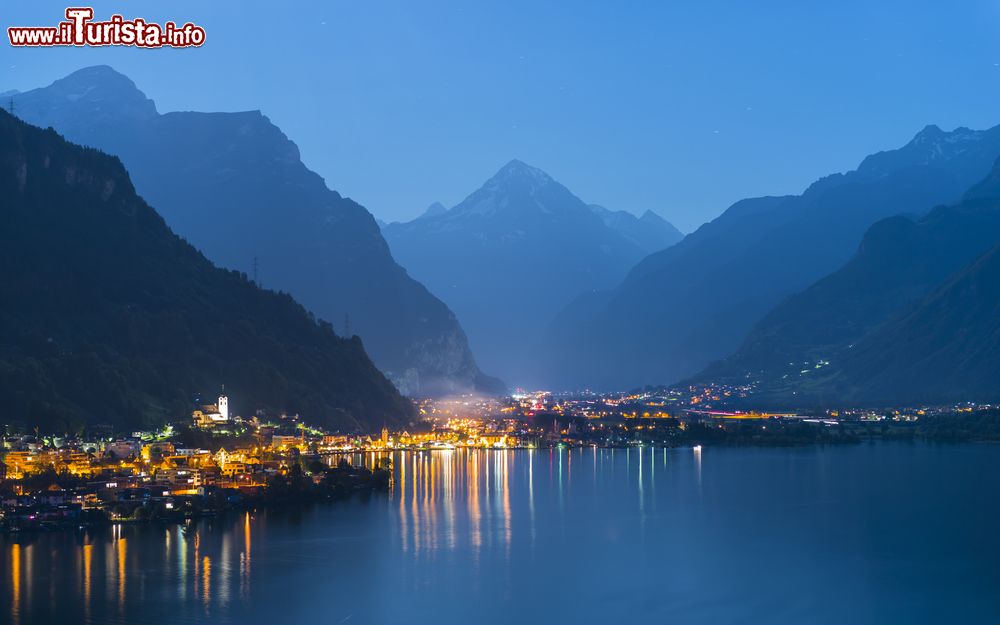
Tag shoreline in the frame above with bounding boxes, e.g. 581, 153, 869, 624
0, 463, 391, 536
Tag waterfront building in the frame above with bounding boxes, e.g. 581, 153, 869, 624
155, 467, 209, 491
271, 435, 304, 450
321, 435, 350, 449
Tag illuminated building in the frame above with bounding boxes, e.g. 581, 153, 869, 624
193, 390, 231, 428
271, 435, 304, 450
3, 452, 36, 479
141, 442, 176, 463
479, 433, 514, 448
321, 435, 350, 449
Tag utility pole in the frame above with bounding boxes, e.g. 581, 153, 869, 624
7, 97, 14, 117
252, 256, 259, 286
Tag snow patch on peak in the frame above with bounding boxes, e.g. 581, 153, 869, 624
910, 124, 983, 149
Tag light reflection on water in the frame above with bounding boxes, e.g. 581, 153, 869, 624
396, 450, 518, 559
3, 504, 260, 624
3, 444, 1000, 625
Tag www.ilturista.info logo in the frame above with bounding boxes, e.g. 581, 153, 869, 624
8, 8, 206, 48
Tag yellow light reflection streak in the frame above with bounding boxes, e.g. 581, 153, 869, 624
202, 556, 211, 606
82, 543, 92, 622
116, 535, 127, 612
411, 453, 420, 554
502, 451, 511, 557
469, 451, 481, 554
11, 543, 20, 625
399, 452, 407, 553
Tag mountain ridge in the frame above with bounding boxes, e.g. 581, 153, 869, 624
589, 204, 684, 254
383, 159, 673, 383
694, 197, 1000, 397
540, 121, 1000, 390
10, 66, 502, 397
829, 240, 1000, 404
0, 108, 415, 433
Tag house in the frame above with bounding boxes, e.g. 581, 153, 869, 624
105, 440, 140, 460
40, 484, 68, 506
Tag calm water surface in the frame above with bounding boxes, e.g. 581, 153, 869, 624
4, 443, 1000, 624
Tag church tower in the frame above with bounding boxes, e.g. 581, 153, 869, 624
218, 393, 229, 421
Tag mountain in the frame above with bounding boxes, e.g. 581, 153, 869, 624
421, 201, 448, 219
589, 205, 684, 254
827, 240, 1000, 404
699, 160, 1000, 405
540, 123, 1000, 390
382, 159, 662, 384
696, 197, 1000, 393
10, 66, 500, 397
0, 109, 414, 434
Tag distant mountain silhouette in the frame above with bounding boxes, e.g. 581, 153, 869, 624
0, 109, 414, 433
696, 197, 1000, 397
420, 201, 448, 219
697, 157, 1000, 405
10, 66, 501, 397
541, 123, 1000, 390
589, 205, 683, 254
827, 240, 1000, 404
382, 160, 673, 383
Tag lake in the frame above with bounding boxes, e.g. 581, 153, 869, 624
3, 443, 1000, 624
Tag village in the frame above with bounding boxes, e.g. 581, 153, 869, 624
0, 393, 401, 532
0, 391, 576, 532
4, 387, 995, 532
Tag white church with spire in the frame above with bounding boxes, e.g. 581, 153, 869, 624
192, 387, 231, 429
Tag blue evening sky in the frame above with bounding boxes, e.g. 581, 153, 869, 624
3, 1, 1000, 231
